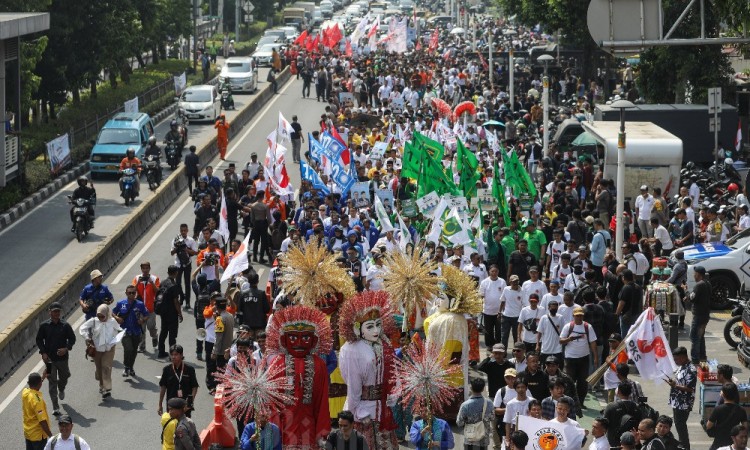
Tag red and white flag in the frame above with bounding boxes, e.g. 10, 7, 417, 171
264, 129, 293, 195
429, 28, 439, 52
220, 231, 250, 283
329, 125, 351, 168
625, 308, 677, 382
218, 191, 230, 242
736, 119, 743, 152
277, 111, 294, 143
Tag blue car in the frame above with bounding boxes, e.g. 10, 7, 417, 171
89, 113, 155, 176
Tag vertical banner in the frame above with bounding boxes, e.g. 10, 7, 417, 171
124, 96, 139, 113
46, 134, 71, 173
174, 72, 187, 94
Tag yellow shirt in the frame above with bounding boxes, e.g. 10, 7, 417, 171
161, 412, 178, 450
22, 387, 49, 441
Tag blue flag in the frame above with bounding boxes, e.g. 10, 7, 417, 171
300, 159, 330, 195
307, 132, 356, 197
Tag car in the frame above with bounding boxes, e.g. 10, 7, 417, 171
263, 29, 288, 41
320, 0, 334, 17
257, 35, 281, 47
177, 85, 221, 122
252, 43, 283, 67
275, 26, 300, 42
218, 57, 258, 93
89, 112, 155, 176
681, 228, 750, 309
427, 15, 453, 28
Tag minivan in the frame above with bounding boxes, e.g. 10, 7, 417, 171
90, 112, 155, 176
219, 57, 259, 93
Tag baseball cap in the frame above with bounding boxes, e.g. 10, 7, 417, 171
57, 414, 73, 424
573, 306, 584, 316
90, 269, 103, 280
492, 344, 506, 353
504, 368, 517, 377
513, 342, 525, 350
167, 397, 187, 409
608, 333, 623, 342
545, 355, 559, 364
640, 185, 648, 191
48, 302, 62, 311
509, 275, 520, 282
238, 324, 251, 332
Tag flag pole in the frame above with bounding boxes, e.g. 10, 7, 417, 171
586, 310, 649, 386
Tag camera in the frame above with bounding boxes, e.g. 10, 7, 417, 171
173, 237, 190, 266
204, 253, 218, 266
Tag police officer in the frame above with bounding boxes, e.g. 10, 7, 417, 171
703, 206, 723, 243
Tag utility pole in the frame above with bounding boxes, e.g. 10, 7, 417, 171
193, 0, 198, 72
538, 54, 554, 157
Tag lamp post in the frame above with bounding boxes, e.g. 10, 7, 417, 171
610, 99, 635, 261
505, 30, 516, 112
537, 54, 554, 157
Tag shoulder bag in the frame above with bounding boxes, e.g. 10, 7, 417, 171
463, 398, 488, 441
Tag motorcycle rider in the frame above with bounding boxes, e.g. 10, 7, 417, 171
144, 136, 163, 184
70, 176, 96, 232
165, 120, 184, 150
119, 147, 141, 197
218, 81, 234, 109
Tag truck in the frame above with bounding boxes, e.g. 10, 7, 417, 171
580, 121, 683, 202
283, 7, 306, 28
594, 103, 739, 165
294, 2, 317, 22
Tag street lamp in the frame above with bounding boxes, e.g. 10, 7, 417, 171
610, 99, 635, 261
537, 54, 554, 157
504, 30, 517, 111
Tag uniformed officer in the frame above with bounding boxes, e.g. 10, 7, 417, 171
703, 206, 723, 242
168, 397, 201, 450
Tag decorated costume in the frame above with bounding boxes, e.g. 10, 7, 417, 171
338, 291, 399, 450
266, 305, 332, 449
278, 242, 356, 425
423, 264, 483, 421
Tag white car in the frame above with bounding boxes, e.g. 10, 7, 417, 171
252, 43, 283, 67
177, 85, 220, 122
218, 57, 258, 93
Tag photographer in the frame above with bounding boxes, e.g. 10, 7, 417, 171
131, 262, 160, 353
79, 269, 113, 320
171, 224, 198, 310
196, 238, 225, 293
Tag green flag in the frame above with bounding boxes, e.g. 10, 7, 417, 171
501, 147, 537, 198
509, 149, 538, 198
402, 140, 422, 179
492, 160, 511, 227
417, 153, 459, 198
413, 131, 445, 162
456, 138, 481, 198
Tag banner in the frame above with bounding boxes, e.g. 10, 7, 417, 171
46, 134, 71, 173
300, 159, 330, 195
625, 307, 677, 382
375, 188, 394, 213
277, 112, 294, 143
443, 206, 471, 246
477, 188, 497, 209
351, 182, 371, 208
220, 231, 251, 283
416, 191, 439, 217
370, 142, 388, 161
173, 72, 187, 94
218, 192, 230, 242
397, 212, 412, 252
401, 198, 418, 217
308, 132, 356, 196
124, 96, 139, 113
374, 194, 394, 232
426, 196, 450, 243
517, 415, 585, 450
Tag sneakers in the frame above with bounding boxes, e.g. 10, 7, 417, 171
129, 368, 136, 377
157, 352, 169, 359
152, 338, 158, 350
102, 390, 111, 399
137, 345, 145, 353
123, 368, 130, 377
52, 410, 61, 416
196, 353, 203, 361
59, 389, 65, 400
70, 226, 75, 232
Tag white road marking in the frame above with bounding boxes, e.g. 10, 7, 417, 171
113, 80, 295, 283
0, 313, 87, 415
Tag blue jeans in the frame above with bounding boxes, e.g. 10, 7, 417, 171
500, 315, 519, 347
690, 318, 708, 363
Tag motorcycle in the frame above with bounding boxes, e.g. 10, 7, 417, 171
220, 84, 235, 110
724, 283, 749, 348
68, 196, 93, 242
120, 167, 138, 206
164, 139, 182, 170
143, 154, 162, 190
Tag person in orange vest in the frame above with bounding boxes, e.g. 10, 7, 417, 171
132, 261, 161, 353
214, 115, 230, 160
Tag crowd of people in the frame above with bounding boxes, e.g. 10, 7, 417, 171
19, 7, 750, 450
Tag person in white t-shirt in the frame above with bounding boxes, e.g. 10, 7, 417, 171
546, 230, 567, 277
500, 275, 527, 347
517, 294, 546, 352
559, 307, 599, 409
493, 368, 519, 436
521, 266, 548, 305
557, 292, 576, 324
635, 186, 655, 238
549, 397, 586, 442
552, 253, 573, 282
649, 217, 674, 256
365, 252, 387, 291
479, 265, 507, 348
563, 263, 585, 293
540, 280, 563, 309
504, 379, 534, 447
463, 252, 488, 283
536, 298, 564, 363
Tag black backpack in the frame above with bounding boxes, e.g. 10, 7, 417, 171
617, 401, 642, 437
195, 289, 211, 314
154, 285, 169, 315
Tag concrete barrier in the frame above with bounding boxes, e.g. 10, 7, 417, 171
0, 68, 292, 381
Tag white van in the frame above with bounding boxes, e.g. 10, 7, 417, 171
320, 0, 334, 17
580, 121, 683, 202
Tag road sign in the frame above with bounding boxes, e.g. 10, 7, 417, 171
709, 117, 721, 133
243, 1, 255, 14
708, 87, 722, 114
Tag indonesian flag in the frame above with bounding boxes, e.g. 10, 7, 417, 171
442, 47, 451, 60
218, 192, 230, 242
264, 140, 293, 196
625, 308, 677, 382
277, 111, 294, 143
478, 50, 489, 70
220, 231, 250, 283
329, 126, 351, 168
429, 28, 439, 52
736, 119, 743, 152
294, 29, 309, 45
327, 23, 342, 49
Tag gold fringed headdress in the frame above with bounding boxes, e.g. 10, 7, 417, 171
279, 241, 356, 306
382, 246, 442, 326
440, 263, 483, 314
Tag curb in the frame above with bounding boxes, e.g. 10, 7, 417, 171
0, 67, 292, 382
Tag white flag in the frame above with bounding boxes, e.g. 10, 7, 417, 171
445, 207, 471, 246
625, 307, 677, 382
426, 196, 450, 243
397, 212, 412, 253
736, 119, 743, 152
218, 192, 230, 242
517, 415, 585, 450
469, 209, 482, 230
374, 194, 394, 232
220, 231, 251, 283
278, 111, 294, 144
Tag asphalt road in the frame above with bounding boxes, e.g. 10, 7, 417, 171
0, 63, 271, 331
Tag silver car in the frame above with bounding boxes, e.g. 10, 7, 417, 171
218, 57, 259, 93
177, 85, 220, 122
252, 43, 283, 67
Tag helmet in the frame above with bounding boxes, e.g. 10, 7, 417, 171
729, 183, 740, 193
685, 161, 695, 170
725, 157, 734, 165
77, 176, 88, 187
170, 120, 178, 130
126, 147, 136, 158
148, 135, 156, 145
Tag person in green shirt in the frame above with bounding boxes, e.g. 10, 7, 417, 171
501, 227, 517, 266
522, 221, 547, 267
209, 42, 218, 63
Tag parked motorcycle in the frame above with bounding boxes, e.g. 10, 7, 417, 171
143, 154, 162, 190
68, 195, 93, 242
120, 167, 138, 206
724, 283, 749, 348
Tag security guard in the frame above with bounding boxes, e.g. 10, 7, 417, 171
703, 206, 723, 242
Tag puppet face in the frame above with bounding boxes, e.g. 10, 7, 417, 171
316, 292, 342, 316
358, 318, 383, 343
282, 330, 318, 358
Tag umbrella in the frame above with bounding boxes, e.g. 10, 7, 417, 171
482, 120, 505, 128
450, 27, 466, 35
571, 131, 598, 148
349, 114, 383, 128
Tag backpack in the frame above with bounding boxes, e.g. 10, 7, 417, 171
50, 434, 81, 450
195, 289, 211, 313
573, 282, 595, 306
154, 284, 169, 315
617, 401, 642, 437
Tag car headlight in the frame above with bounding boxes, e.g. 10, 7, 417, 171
91, 155, 102, 162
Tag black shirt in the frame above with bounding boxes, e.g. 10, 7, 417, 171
159, 362, 199, 402
159, 278, 183, 321
602, 399, 641, 446
238, 287, 270, 329
509, 250, 538, 283
517, 369, 550, 402
691, 279, 712, 322
619, 283, 642, 320
326, 430, 368, 450
477, 358, 514, 398
36, 319, 77, 362
708, 403, 748, 448
184, 152, 200, 175
291, 122, 302, 140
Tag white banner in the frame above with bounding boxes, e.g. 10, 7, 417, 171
374, 194, 394, 232
517, 415, 585, 450
416, 191, 440, 216
46, 134, 71, 173
124, 96, 139, 113
174, 72, 187, 94
625, 307, 677, 382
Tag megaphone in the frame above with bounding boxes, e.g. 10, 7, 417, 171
196, 328, 206, 341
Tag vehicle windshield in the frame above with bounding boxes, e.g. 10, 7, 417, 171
181, 90, 212, 102
97, 129, 139, 145
226, 63, 250, 73
726, 227, 750, 247
259, 44, 278, 52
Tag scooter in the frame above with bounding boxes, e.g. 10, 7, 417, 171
120, 167, 138, 206
724, 282, 750, 348
164, 139, 182, 170
143, 154, 162, 190
220, 85, 235, 110
68, 196, 93, 242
